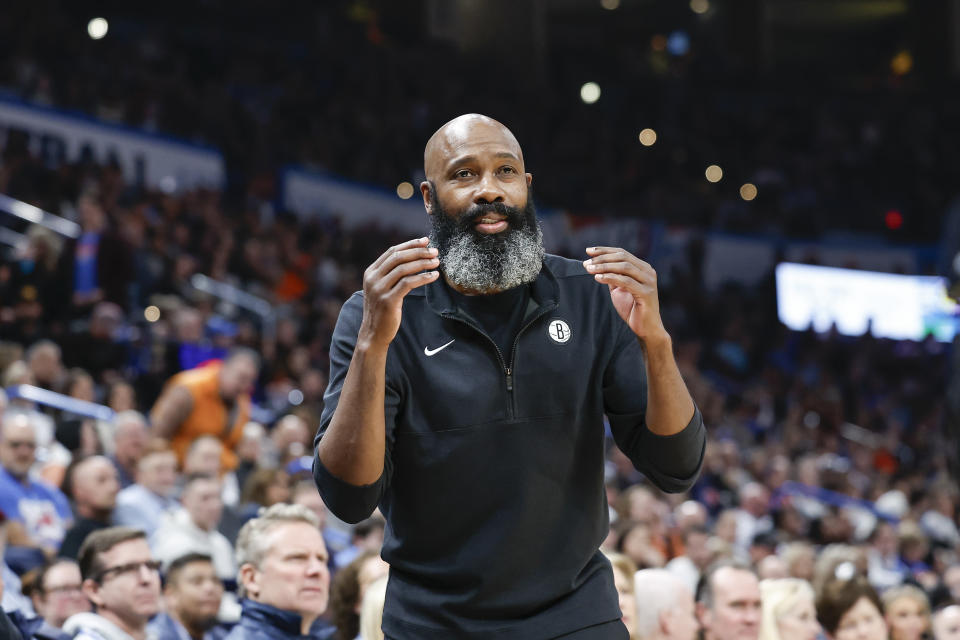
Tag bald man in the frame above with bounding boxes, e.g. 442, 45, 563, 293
314, 114, 706, 638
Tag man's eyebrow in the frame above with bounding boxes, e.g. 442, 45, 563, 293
446, 151, 520, 168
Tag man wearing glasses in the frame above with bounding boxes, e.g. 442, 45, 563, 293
62, 527, 161, 640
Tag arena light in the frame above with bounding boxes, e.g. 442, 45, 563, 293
690, 0, 710, 14
396, 182, 414, 200
288, 389, 304, 406
638, 128, 657, 146
740, 183, 758, 201
601, 0, 620, 9
144, 305, 161, 323
705, 165, 723, 183
891, 50, 912, 76
87, 17, 109, 40
580, 82, 601, 104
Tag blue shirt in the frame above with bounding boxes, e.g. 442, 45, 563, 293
146, 612, 231, 640
0, 467, 72, 549
73, 232, 100, 296
222, 601, 334, 640
113, 484, 180, 541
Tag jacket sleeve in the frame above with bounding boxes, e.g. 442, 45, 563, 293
312, 293, 402, 524
602, 321, 706, 493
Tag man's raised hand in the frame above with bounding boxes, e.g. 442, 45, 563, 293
358, 237, 439, 352
583, 246, 669, 348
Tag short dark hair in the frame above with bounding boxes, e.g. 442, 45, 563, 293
165, 552, 214, 588
696, 557, 756, 608
78, 527, 147, 581
182, 472, 219, 493
33, 558, 80, 596
816, 576, 883, 635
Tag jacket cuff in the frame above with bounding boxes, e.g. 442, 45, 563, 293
312, 455, 383, 525
644, 407, 706, 481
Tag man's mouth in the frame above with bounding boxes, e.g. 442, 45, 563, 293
473, 214, 508, 234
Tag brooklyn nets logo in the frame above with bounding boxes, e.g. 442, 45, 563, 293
547, 319, 571, 344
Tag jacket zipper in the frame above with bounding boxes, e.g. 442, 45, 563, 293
442, 301, 557, 418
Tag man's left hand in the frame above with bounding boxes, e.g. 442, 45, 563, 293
583, 246, 669, 347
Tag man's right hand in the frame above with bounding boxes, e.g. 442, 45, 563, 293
358, 237, 439, 351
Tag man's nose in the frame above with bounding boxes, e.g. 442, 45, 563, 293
473, 173, 505, 204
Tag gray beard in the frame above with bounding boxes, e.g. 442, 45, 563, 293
433, 222, 544, 293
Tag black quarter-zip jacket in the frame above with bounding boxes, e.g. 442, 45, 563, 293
313, 254, 706, 639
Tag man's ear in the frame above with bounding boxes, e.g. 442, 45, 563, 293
238, 564, 259, 599
420, 181, 434, 215
526, 172, 533, 188
696, 602, 710, 632
82, 578, 103, 609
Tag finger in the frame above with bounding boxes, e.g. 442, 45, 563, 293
389, 270, 440, 298
584, 260, 651, 284
585, 246, 626, 256
371, 237, 431, 269
593, 271, 656, 295
378, 246, 439, 275
371, 256, 440, 292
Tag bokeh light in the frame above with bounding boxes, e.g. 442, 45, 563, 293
144, 305, 160, 322
690, 0, 710, 14
87, 18, 108, 40
705, 165, 723, 183
396, 181, 414, 199
740, 183, 758, 201
638, 128, 657, 146
580, 82, 601, 104
600, 0, 620, 9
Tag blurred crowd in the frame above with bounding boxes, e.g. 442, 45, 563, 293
0, 0, 953, 244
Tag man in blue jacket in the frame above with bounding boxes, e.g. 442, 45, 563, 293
314, 113, 706, 639
224, 504, 334, 640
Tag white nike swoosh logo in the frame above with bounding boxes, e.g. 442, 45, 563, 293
424, 339, 455, 356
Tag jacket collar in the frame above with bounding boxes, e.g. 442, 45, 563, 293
424, 259, 559, 320
239, 599, 303, 636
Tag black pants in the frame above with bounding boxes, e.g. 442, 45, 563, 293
385, 618, 629, 640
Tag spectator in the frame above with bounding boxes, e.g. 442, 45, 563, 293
816, 577, 887, 640
269, 415, 310, 468
62, 302, 127, 384
227, 503, 333, 639
735, 483, 773, 556
1, 506, 35, 614
666, 525, 715, 594
152, 473, 235, 582
62, 192, 131, 313
289, 480, 350, 561
112, 439, 179, 539
150, 349, 259, 471
605, 551, 639, 639
633, 568, 699, 640
181, 436, 240, 512
333, 515, 384, 570
757, 555, 790, 581
0, 412, 72, 553
882, 585, 931, 640
933, 606, 960, 640
146, 552, 228, 640
109, 412, 149, 490
758, 578, 820, 640
25, 341, 64, 392
328, 550, 389, 640
63, 527, 161, 639
357, 575, 387, 640
780, 543, 816, 583
59, 456, 120, 559
26, 559, 91, 630
696, 560, 762, 640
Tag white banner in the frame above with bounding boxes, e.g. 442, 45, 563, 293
0, 98, 225, 189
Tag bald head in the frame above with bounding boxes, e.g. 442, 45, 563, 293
423, 114, 525, 188
71, 456, 119, 517
635, 569, 699, 640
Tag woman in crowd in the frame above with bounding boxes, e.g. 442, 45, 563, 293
604, 551, 639, 640
759, 578, 821, 640
817, 575, 888, 640
882, 584, 931, 640
328, 550, 390, 640
358, 576, 388, 640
